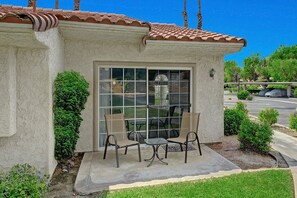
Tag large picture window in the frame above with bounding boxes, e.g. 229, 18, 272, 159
98, 67, 191, 147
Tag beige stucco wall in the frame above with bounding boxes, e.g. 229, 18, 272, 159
64, 38, 231, 152
0, 48, 50, 173
0, 47, 16, 137
0, 27, 63, 175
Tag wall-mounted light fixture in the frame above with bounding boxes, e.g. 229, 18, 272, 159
209, 68, 216, 79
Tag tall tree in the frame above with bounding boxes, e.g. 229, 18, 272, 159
197, 0, 202, 29
224, 60, 241, 82
28, 0, 33, 7
182, 0, 188, 27
268, 45, 297, 82
55, 0, 59, 9
74, 0, 80, 11
242, 53, 263, 81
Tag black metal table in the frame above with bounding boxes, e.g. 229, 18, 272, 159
144, 138, 168, 167
130, 119, 146, 131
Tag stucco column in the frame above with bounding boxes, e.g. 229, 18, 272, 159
0, 47, 16, 137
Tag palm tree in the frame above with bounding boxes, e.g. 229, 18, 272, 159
55, 0, 59, 9
74, 0, 80, 11
197, 0, 202, 29
28, 0, 33, 7
182, 0, 188, 28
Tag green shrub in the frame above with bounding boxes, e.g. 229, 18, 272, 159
54, 71, 89, 162
224, 108, 246, 136
54, 71, 89, 114
259, 107, 279, 125
294, 89, 297, 98
238, 119, 273, 154
237, 90, 250, 100
54, 108, 82, 133
0, 164, 48, 197
235, 101, 248, 115
247, 95, 253, 100
289, 112, 297, 131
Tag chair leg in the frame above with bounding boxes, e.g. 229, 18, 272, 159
125, 147, 128, 155
165, 144, 168, 158
180, 144, 183, 152
137, 144, 141, 162
115, 146, 119, 168
103, 140, 108, 159
196, 136, 202, 156
185, 141, 188, 163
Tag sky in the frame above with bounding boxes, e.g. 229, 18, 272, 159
1, 0, 297, 66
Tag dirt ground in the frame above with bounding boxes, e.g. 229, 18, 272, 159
207, 135, 288, 169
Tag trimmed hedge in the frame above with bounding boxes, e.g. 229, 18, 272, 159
238, 119, 273, 154
0, 164, 48, 197
54, 71, 89, 161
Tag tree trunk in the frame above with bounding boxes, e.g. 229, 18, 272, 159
74, 0, 80, 11
182, 0, 188, 28
55, 0, 59, 9
197, 0, 202, 30
28, 0, 34, 7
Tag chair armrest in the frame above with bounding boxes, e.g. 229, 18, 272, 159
107, 134, 118, 145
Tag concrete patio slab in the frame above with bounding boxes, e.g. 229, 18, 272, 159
74, 144, 241, 195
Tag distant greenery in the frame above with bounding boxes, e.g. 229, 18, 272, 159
224, 61, 241, 83
294, 89, 297, 98
106, 170, 293, 198
225, 44, 297, 83
267, 85, 288, 89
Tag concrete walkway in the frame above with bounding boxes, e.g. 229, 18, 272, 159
272, 130, 297, 198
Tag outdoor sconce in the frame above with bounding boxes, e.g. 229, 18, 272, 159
209, 68, 216, 79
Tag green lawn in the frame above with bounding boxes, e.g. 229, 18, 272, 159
106, 170, 294, 198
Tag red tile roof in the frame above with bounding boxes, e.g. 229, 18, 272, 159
147, 24, 246, 45
0, 4, 246, 45
0, 5, 150, 28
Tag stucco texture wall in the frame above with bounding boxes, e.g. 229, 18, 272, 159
0, 48, 50, 173
0, 28, 63, 175
64, 39, 226, 152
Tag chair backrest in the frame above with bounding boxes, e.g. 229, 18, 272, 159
105, 113, 128, 142
179, 112, 200, 139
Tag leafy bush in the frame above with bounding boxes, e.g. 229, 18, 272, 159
237, 90, 250, 100
235, 101, 248, 115
224, 108, 246, 136
259, 107, 279, 125
238, 119, 273, 154
54, 71, 89, 162
247, 95, 253, 100
294, 89, 297, 98
54, 108, 82, 133
289, 112, 297, 131
54, 71, 89, 114
0, 164, 48, 197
